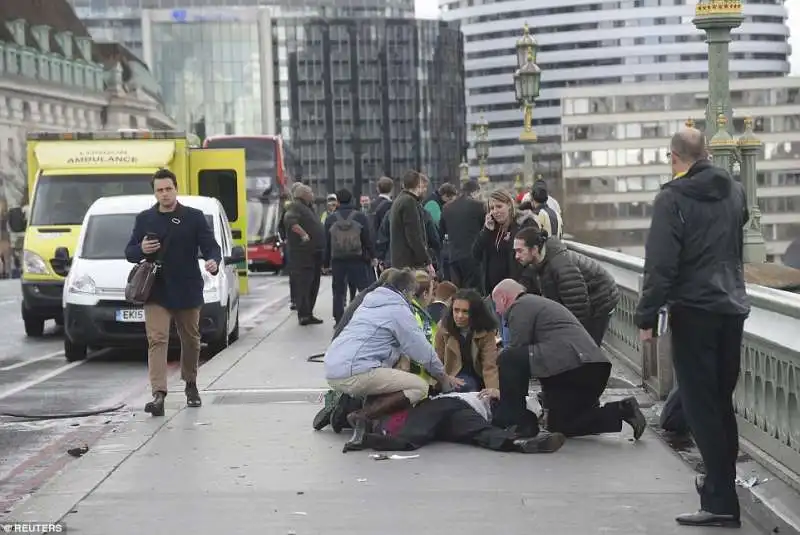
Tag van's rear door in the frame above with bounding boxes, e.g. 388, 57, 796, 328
188, 148, 249, 295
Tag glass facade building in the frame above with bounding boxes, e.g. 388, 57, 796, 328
276, 17, 466, 197
145, 10, 266, 136
68, 0, 415, 61
144, 8, 466, 198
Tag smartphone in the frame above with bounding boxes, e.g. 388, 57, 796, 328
145, 232, 159, 242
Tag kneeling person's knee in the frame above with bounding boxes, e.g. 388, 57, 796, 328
498, 346, 529, 369
402, 374, 430, 405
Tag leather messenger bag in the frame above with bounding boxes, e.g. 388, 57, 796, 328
125, 221, 175, 305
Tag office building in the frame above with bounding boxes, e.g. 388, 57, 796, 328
560, 76, 800, 262
68, 0, 415, 61
439, 0, 791, 195
143, 7, 466, 197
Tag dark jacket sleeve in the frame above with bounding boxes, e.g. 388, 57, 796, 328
549, 256, 591, 323
125, 212, 146, 264
424, 211, 441, 253
518, 265, 541, 295
635, 190, 683, 330
376, 213, 390, 263
197, 211, 222, 266
323, 213, 335, 268
471, 226, 493, 261
439, 208, 448, 239
399, 198, 430, 266
357, 212, 375, 260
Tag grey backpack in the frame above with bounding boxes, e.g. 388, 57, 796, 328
329, 212, 363, 259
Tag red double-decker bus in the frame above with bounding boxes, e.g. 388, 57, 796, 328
203, 134, 294, 272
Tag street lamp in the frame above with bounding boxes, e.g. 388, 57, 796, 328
473, 115, 490, 183
693, 0, 766, 263
459, 157, 469, 184
513, 23, 542, 187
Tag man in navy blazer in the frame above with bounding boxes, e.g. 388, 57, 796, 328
125, 168, 221, 417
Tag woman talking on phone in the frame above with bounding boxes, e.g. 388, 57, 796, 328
472, 190, 538, 296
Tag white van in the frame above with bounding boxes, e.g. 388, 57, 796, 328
61, 195, 244, 362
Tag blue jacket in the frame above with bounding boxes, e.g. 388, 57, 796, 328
125, 203, 221, 310
324, 286, 446, 381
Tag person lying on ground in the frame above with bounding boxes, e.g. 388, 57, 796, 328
490, 279, 647, 441
434, 288, 499, 394
346, 391, 565, 454
324, 268, 464, 451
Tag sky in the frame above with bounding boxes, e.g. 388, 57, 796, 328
789, 2, 799, 74
415, 0, 439, 19
416, 0, 800, 74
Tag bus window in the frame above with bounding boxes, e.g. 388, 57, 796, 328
198, 170, 239, 222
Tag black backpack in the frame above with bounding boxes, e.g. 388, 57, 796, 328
329, 211, 363, 260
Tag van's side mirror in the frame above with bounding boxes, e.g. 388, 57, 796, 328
224, 246, 246, 265
51, 247, 71, 276
8, 207, 26, 233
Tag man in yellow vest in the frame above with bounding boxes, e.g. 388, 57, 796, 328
320, 193, 338, 224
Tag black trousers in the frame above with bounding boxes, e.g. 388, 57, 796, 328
292, 255, 322, 319
670, 306, 745, 517
583, 313, 611, 347
493, 347, 623, 437
368, 397, 518, 451
332, 260, 370, 323
448, 258, 481, 291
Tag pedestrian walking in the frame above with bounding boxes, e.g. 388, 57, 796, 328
635, 127, 750, 528
283, 184, 326, 325
124, 168, 222, 416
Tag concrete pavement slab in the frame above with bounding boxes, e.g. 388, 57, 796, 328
4, 284, 767, 533
56, 403, 762, 535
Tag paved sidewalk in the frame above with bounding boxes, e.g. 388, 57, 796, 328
8, 286, 765, 534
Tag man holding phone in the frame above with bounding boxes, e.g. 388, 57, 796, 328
125, 168, 221, 417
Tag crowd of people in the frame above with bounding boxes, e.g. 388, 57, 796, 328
277, 168, 647, 458
280, 126, 751, 527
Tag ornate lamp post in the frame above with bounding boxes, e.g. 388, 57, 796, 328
459, 157, 470, 184
473, 115, 490, 183
693, 0, 766, 263
514, 23, 541, 188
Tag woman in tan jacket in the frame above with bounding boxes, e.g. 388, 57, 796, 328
434, 288, 500, 399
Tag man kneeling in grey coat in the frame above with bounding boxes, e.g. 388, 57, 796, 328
490, 279, 647, 440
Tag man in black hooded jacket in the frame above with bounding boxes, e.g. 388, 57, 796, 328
635, 127, 750, 528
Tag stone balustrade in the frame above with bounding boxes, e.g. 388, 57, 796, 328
567, 240, 800, 482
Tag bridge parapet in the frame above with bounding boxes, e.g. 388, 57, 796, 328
566, 240, 800, 482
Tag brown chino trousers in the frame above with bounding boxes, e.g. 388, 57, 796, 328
144, 303, 202, 394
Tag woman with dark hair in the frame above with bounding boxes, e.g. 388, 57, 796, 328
434, 289, 500, 397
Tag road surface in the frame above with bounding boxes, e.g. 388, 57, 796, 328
0, 274, 291, 514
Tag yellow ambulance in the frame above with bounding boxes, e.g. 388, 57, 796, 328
7, 130, 249, 337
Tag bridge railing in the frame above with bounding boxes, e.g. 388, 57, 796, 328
566, 241, 800, 481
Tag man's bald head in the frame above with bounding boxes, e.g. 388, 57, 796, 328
670, 128, 707, 173
491, 279, 525, 316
